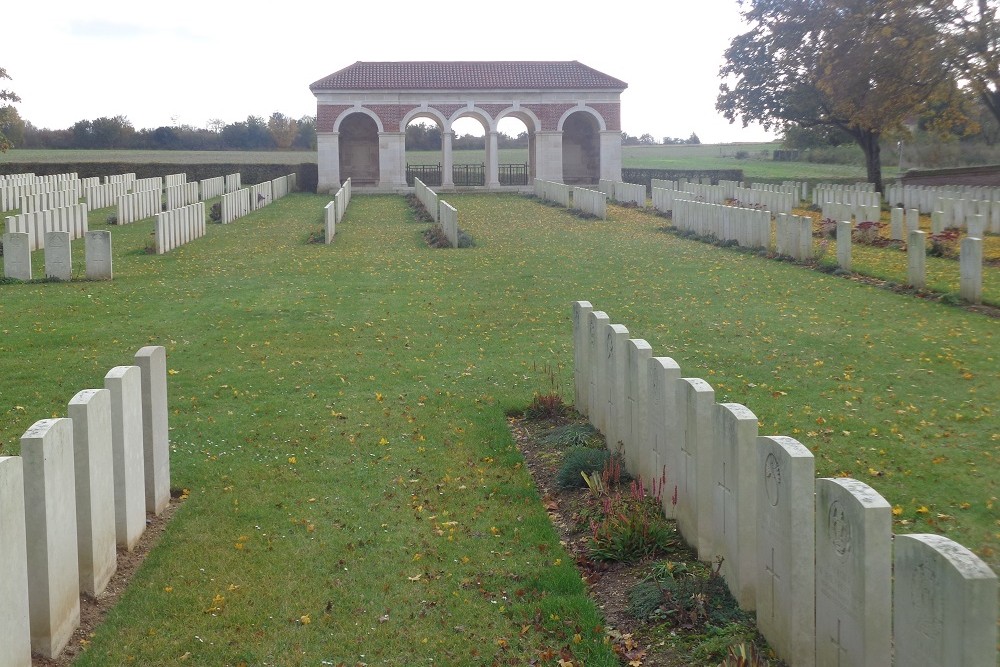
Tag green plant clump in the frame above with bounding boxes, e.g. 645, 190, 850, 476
556, 446, 611, 488
539, 423, 601, 448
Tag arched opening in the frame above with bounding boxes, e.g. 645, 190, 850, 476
404, 116, 444, 186
451, 115, 489, 186
562, 111, 600, 185
339, 112, 379, 186
496, 114, 533, 185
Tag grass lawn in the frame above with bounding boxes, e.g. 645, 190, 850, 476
0, 149, 315, 164
0, 193, 997, 665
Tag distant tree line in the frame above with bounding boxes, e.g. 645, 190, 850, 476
0, 108, 317, 151
622, 132, 701, 145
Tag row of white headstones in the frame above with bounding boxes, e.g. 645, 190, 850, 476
572, 301, 998, 667
0, 346, 171, 664
3, 171, 299, 280
414, 179, 461, 247
324, 178, 353, 243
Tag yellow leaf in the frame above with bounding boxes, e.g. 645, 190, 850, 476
892, 506, 903, 516
916, 506, 929, 514
407, 574, 422, 581
168, 369, 179, 376
288, 456, 297, 464
299, 614, 311, 625
960, 502, 971, 510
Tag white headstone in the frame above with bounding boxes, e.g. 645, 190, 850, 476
815, 477, 891, 667
893, 533, 997, 667
602, 323, 629, 453
68, 389, 117, 596
959, 237, 983, 305
836, 220, 852, 271
135, 346, 171, 514
674, 377, 716, 559
714, 403, 758, 609
624, 339, 652, 479
84, 230, 113, 280
21, 418, 81, 658
105, 366, 147, 550
890, 207, 904, 240
755, 436, 815, 667
646, 356, 681, 511
908, 230, 926, 289
587, 311, 610, 431
44, 230, 72, 281
572, 301, 593, 416
0, 456, 32, 667
3, 231, 32, 280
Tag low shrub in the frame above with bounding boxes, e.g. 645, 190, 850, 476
524, 390, 568, 421
556, 446, 612, 489
106, 214, 118, 225
816, 217, 838, 239
928, 229, 960, 258
539, 423, 601, 448
209, 202, 222, 223
852, 220, 889, 246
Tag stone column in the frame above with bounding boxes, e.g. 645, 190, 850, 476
441, 131, 455, 188
486, 131, 500, 188
316, 132, 340, 193
599, 130, 623, 183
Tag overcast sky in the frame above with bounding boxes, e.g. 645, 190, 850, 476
3, 0, 777, 144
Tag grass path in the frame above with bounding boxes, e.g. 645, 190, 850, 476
0, 194, 996, 665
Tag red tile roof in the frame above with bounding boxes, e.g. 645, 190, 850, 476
310, 61, 627, 91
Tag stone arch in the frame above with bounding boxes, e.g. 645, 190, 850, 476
495, 107, 539, 181
556, 105, 608, 133
401, 107, 449, 132
332, 106, 385, 133
561, 110, 601, 185
338, 112, 380, 186
448, 107, 496, 133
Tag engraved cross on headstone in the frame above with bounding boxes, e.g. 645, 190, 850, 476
764, 546, 780, 620
717, 460, 733, 534
831, 618, 849, 667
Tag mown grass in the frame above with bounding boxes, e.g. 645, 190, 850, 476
0, 193, 996, 665
1, 149, 314, 164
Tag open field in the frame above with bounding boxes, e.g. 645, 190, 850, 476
0, 193, 996, 664
3, 144, 891, 183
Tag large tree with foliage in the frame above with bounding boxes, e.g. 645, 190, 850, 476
0, 67, 21, 152
948, 1, 1000, 125
717, 0, 962, 191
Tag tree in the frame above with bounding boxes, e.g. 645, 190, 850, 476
267, 112, 299, 150
717, 0, 963, 192
686, 132, 701, 145
948, 1, 1000, 125
0, 67, 21, 152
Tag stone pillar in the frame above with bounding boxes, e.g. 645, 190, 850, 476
599, 130, 622, 183
378, 132, 407, 189
535, 131, 563, 183
486, 131, 500, 188
441, 131, 455, 188
0, 456, 31, 667
316, 132, 340, 193
22, 419, 81, 659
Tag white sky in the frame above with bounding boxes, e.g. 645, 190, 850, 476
3, 0, 777, 144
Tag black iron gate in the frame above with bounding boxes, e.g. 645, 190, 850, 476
405, 162, 530, 187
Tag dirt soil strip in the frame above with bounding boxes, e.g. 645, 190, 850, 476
33, 498, 182, 666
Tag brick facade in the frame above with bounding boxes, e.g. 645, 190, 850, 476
316, 105, 351, 133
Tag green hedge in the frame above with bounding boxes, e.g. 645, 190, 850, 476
0, 162, 319, 193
